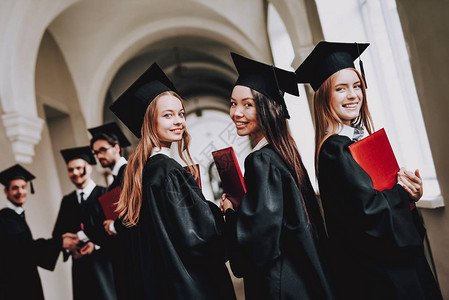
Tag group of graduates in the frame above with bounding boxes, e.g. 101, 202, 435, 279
0, 41, 443, 300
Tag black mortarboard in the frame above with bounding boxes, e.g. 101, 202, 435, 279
109, 63, 179, 138
0, 164, 35, 194
88, 122, 131, 147
231, 52, 299, 119
295, 41, 370, 91
60, 146, 97, 165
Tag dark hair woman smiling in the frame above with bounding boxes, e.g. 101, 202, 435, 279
220, 53, 335, 300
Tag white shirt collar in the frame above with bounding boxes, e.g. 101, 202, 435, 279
6, 201, 24, 215
150, 147, 172, 158
112, 156, 127, 176
75, 180, 96, 204
252, 137, 269, 152
336, 124, 357, 140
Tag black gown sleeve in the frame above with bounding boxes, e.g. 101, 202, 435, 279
151, 167, 224, 260
0, 223, 8, 300
230, 152, 284, 273
32, 236, 62, 271
319, 135, 422, 253
52, 198, 74, 262
82, 188, 111, 246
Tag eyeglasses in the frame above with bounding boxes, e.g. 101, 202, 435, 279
92, 146, 113, 156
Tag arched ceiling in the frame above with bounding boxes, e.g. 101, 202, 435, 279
46, 0, 272, 126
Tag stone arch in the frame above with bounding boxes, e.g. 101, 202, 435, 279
83, 17, 264, 127
0, 0, 81, 162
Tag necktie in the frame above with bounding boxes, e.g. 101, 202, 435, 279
80, 192, 86, 204
80, 192, 87, 230
353, 127, 365, 142
19, 211, 25, 220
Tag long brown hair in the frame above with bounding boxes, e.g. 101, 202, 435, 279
117, 91, 198, 227
252, 89, 326, 237
314, 68, 374, 174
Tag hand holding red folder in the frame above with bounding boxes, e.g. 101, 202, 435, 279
212, 147, 247, 209
348, 128, 415, 210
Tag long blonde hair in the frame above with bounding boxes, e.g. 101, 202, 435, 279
117, 91, 198, 227
314, 68, 374, 174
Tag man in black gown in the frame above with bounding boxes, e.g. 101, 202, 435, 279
0, 164, 76, 300
52, 146, 117, 300
88, 123, 132, 300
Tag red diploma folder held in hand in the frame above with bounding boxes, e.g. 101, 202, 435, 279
212, 147, 247, 209
348, 128, 415, 210
183, 164, 202, 189
98, 186, 121, 220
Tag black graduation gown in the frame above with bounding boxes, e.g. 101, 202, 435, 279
104, 162, 128, 300
52, 186, 117, 300
225, 145, 335, 300
108, 164, 126, 191
118, 154, 236, 300
0, 208, 61, 300
318, 134, 442, 300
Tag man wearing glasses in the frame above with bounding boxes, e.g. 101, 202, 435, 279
89, 122, 131, 191
88, 122, 131, 299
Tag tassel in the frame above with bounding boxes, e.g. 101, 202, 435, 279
30, 181, 35, 194
356, 43, 368, 89
359, 60, 367, 89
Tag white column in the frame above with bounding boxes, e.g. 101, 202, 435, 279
1, 113, 44, 163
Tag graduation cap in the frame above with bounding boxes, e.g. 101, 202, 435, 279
0, 164, 36, 194
60, 146, 97, 165
88, 122, 131, 148
109, 63, 179, 138
295, 41, 370, 91
231, 52, 299, 119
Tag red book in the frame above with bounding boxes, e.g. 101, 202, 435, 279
183, 164, 202, 189
348, 128, 415, 210
212, 147, 247, 209
98, 186, 121, 220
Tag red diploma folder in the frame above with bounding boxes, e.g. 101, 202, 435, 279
98, 186, 121, 220
183, 164, 202, 189
212, 147, 247, 209
348, 128, 415, 210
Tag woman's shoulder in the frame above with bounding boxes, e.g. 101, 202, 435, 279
245, 145, 288, 172
320, 134, 353, 154
143, 154, 187, 181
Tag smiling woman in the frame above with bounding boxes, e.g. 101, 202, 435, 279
229, 85, 263, 143
156, 93, 186, 148
329, 69, 363, 126
108, 62, 236, 300
296, 41, 442, 299
221, 52, 335, 300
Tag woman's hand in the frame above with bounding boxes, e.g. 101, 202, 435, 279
220, 193, 234, 213
397, 168, 423, 202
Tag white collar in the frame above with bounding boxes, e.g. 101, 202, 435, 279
336, 124, 357, 140
75, 180, 96, 203
112, 156, 127, 176
6, 201, 24, 215
252, 137, 269, 152
150, 147, 172, 158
